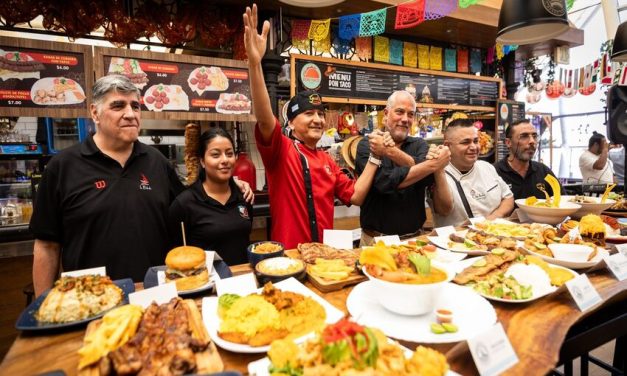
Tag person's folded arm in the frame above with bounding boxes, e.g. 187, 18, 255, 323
33, 239, 61, 297
430, 170, 453, 215
487, 196, 515, 219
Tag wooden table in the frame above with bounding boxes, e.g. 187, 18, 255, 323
1, 264, 625, 376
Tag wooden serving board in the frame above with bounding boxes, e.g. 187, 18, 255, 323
285, 249, 367, 293
78, 299, 223, 375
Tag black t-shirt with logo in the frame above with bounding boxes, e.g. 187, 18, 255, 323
30, 135, 184, 281
168, 179, 252, 266
495, 158, 564, 200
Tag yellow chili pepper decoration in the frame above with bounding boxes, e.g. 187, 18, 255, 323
601, 183, 617, 203
544, 174, 561, 207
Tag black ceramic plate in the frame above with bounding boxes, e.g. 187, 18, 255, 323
143, 260, 232, 297
15, 278, 135, 332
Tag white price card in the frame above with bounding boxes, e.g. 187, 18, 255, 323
62, 266, 106, 277
604, 253, 627, 281
469, 216, 486, 225
215, 273, 257, 297
323, 229, 354, 250
565, 274, 602, 311
467, 322, 518, 376
129, 283, 177, 309
615, 243, 627, 257
373, 235, 401, 245
435, 226, 456, 238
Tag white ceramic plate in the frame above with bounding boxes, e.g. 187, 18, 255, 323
453, 257, 576, 303
562, 195, 616, 219
428, 235, 490, 256
30, 77, 86, 105
521, 246, 609, 269
247, 342, 461, 376
346, 281, 496, 344
202, 277, 343, 353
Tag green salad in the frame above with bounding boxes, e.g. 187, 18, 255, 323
470, 273, 533, 300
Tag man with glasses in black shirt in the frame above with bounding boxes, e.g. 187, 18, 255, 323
495, 119, 563, 200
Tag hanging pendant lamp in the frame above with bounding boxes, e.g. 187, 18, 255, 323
611, 21, 627, 62
497, 0, 570, 45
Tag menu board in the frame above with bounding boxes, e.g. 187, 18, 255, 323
293, 55, 499, 108
496, 100, 526, 161
0, 37, 92, 117
96, 48, 254, 121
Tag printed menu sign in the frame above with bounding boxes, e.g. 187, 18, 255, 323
294, 56, 499, 108
102, 56, 251, 115
0, 42, 88, 112
495, 100, 526, 161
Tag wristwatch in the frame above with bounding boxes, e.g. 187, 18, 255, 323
368, 153, 382, 167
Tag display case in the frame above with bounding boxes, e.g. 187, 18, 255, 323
0, 156, 39, 234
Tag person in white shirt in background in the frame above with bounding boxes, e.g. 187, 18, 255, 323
579, 132, 614, 184
430, 118, 514, 226
608, 144, 625, 186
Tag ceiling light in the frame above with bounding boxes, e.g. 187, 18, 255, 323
611, 21, 627, 62
278, 0, 345, 8
497, 0, 570, 45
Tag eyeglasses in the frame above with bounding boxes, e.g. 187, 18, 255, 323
516, 132, 539, 141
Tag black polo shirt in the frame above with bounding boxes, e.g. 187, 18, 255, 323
168, 179, 252, 266
354, 136, 433, 235
495, 158, 564, 200
30, 135, 184, 281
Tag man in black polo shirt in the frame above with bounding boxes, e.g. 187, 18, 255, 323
354, 91, 451, 245
30, 75, 185, 296
496, 119, 563, 200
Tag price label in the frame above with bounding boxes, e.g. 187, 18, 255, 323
233, 79, 242, 84
7, 100, 22, 105
468, 323, 518, 376
604, 253, 627, 281
156, 72, 168, 78
62, 266, 106, 277
435, 226, 456, 238
129, 283, 177, 309
565, 274, 602, 311
615, 243, 627, 256
56, 65, 69, 70
199, 107, 211, 112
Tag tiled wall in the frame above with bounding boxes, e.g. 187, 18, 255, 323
12, 117, 38, 142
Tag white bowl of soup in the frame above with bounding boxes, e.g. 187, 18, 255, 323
362, 262, 453, 316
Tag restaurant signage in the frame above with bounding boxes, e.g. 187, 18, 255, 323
0, 37, 92, 117
495, 100, 526, 161
293, 55, 500, 108
95, 47, 254, 121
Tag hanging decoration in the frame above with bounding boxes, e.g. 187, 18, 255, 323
457, 48, 469, 73
355, 36, 373, 60
459, 0, 480, 8
418, 44, 430, 69
338, 14, 361, 40
403, 42, 418, 67
0, 0, 42, 26
394, 0, 425, 30
444, 48, 457, 72
332, 36, 352, 55
308, 19, 330, 41
374, 36, 390, 63
390, 39, 403, 65
425, 0, 458, 20
430, 47, 443, 70
291, 19, 312, 50
312, 31, 331, 53
470, 49, 482, 73
495, 43, 505, 61
359, 9, 387, 37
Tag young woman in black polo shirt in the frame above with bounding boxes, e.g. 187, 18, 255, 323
168, 128, 252, 265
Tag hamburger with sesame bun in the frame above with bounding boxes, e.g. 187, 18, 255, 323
165, 246, 209, 291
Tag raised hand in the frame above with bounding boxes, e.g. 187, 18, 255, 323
243, 4, 270, 66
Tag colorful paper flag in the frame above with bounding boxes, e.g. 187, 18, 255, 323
374, 35, 390, 63
404, 42, 418, 67
418, 44, 430, 69
359, 9, 387, 37
291, 19, 311, 51
457, 49, 469, 73
355, 37, 372, 60
390, 39, 403, 65
338, 14, 360, 40
444, 48, 457, 72
430, 46, 443, 70
395, 0, 425, 29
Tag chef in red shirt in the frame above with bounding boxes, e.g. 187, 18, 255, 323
243, 5, 380, 249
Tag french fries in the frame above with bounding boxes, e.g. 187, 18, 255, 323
308, 258, 355, 280
78, 304, 143, 370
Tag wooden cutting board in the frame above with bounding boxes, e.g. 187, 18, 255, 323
78, 299, 223, 375
285, 249, 367, 293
